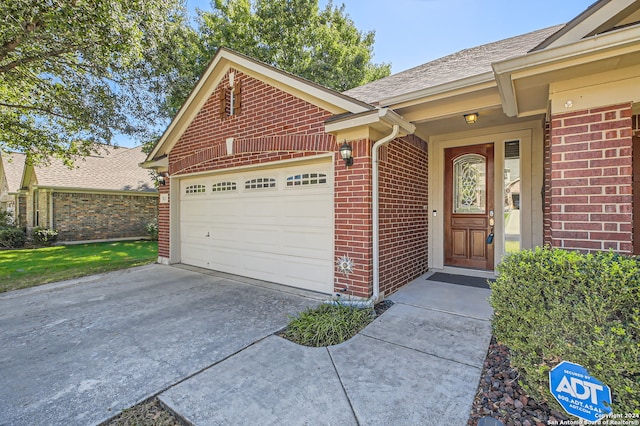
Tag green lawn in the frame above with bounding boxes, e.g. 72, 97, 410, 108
0, 241, 158, 293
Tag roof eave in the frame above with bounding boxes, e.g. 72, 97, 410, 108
493, 25, 640, 117
324, 108, 416, 136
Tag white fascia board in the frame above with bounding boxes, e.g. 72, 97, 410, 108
139, 156, 168, 170
379, 72, 496, 108
325, 108, 415, 135
493, 25, 640, 117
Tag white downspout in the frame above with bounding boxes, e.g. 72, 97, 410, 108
371, 124, 400, 303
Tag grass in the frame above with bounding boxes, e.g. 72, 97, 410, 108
282, 302, 375, 347
0, 240, 157, 293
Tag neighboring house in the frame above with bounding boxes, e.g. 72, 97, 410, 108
0, 152, 26, 225
20, 146, 158, 242
143, 0, 640, 301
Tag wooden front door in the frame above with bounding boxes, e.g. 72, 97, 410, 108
444, 143, 495, 270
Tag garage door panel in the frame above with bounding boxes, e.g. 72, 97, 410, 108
180, 161, 333, 294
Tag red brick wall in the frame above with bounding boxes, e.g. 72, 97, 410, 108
162, 69, 379, 297
548, 103, 633, 253
334, 139, 373, 298
158, 183, 170, 259
378, 135, 429, 297
543, 121, 552, 246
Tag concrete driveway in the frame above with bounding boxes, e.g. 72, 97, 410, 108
0, 264, 321, 426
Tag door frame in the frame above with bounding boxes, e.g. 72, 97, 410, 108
444, 143, 495, 270
428, 125, 540, 274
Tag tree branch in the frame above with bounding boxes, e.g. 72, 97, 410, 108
0, 48, 73, 73
0, 101, 80, 122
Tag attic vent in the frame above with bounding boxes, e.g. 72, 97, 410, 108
219, 76, 242, 119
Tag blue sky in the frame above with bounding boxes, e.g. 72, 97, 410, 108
185, 0, 595, 73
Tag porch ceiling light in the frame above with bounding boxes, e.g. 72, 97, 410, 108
339, 141, 354, 167
464, 112, 479, 124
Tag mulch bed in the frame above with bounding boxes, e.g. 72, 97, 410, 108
103, 398, 182, 426
468, 336, 570, 426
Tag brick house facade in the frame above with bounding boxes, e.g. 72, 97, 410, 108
144, 1, 640, 301
20, 146, 158, 242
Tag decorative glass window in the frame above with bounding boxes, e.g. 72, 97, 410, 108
286, 173, 327, 186
185, 184, 206, 194
453, 154, 486, 213
244, 177, 276, 189
212, 181, 237, 192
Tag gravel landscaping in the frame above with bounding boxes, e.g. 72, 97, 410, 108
468, 336, 570, 426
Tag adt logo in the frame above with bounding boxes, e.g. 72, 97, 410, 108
549, 361, 612, 423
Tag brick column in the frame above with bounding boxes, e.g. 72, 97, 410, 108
334, 139, 373, 298
549, 103, 633, 253
158, 181, 170, 260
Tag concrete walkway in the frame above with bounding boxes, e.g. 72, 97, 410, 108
160, 273, 493, 425
0, 266, 492, 425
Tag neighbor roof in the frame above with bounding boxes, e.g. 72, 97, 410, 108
342, 25, 564, 105
1, 152, 26, 193
31, 146, 156, 192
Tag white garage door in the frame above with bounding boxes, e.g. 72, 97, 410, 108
179, 161, 334, 294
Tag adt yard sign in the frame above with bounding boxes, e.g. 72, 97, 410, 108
550, 361, 612, 422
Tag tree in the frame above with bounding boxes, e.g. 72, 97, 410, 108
165, 0, 390, 116
0, 0, 191, 164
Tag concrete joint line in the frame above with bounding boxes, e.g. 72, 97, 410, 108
326, 347, 361, 426
394, 301, 491, 322
358, 333, 483, 371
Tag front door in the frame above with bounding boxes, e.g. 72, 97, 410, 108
444, 143, 494, 270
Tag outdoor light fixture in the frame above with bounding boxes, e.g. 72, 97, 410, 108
339, 141, 353, 167
156, 172, 169, 186
464, 112, 479, 124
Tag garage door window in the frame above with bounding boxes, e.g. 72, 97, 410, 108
286, 173, 327, 186
212, 181, 237, 192
245, 177, 276, 189
185, 184, 206, 194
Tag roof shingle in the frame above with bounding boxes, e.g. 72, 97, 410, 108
1, 152, 26, 193
343, 25, 564, 105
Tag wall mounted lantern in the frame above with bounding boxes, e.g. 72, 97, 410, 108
339, 141, 354, 167
464, 112, 479, 124
156, 172, 169, 186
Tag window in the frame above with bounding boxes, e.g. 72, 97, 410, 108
453, 154, 486, 214
286, 173, 327, 186
245, 177, 276, 190
185, 184, 206, 194
212, 181, 237, 192
504, 140, 521, 253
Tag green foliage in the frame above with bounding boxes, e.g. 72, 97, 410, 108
145, 220, 158, 241
0, 208, 14, 227
0, 0, 191, 164
490, 247, 640, 414
282, 302, 374, 347
0, 227, 26, 248
32, 227, 58, 246
165, 0, 390, 115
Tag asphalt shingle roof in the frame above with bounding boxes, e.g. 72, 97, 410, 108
1, 152, 26, 193
343, 25, 564, 105
33, 146, 156, 192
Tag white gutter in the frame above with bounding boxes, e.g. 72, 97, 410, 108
370, 124, 400, 304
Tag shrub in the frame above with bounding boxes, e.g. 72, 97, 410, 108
145, 220, 158, 241
0, 208, 14, 227
490, 247, 640, 414
0, 227, 26, 248
282, 302, 375, 347
32, 227, 58, 246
